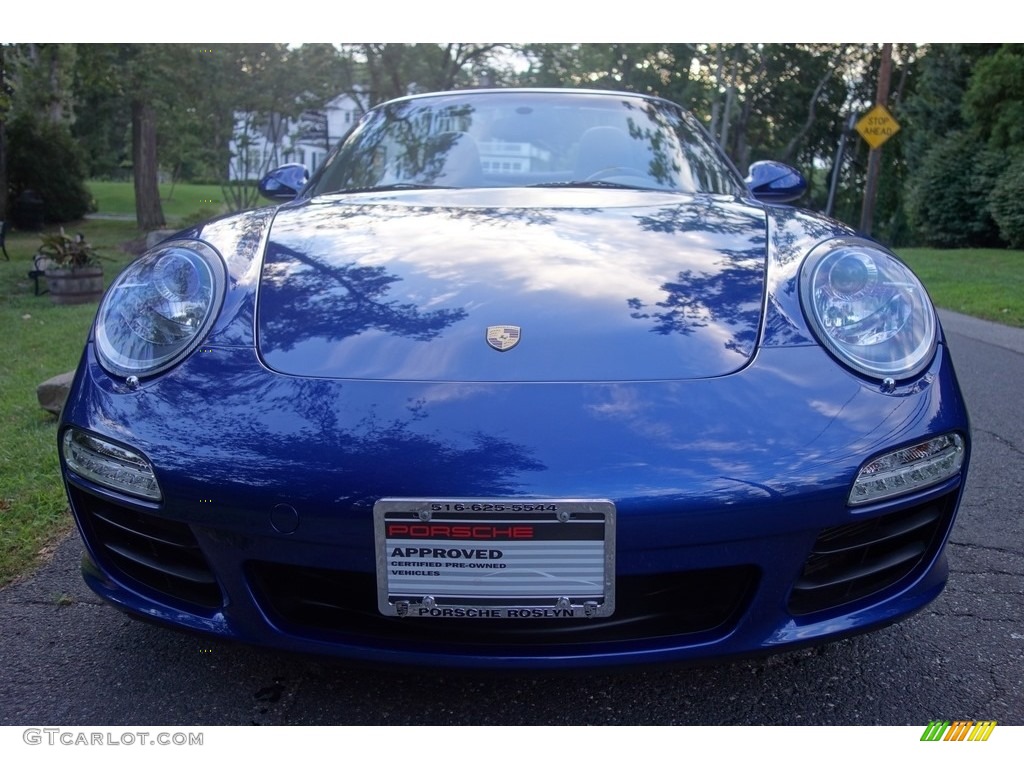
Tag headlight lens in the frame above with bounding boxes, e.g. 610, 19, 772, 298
800, 240, 936, 380
95, 240, 226, 377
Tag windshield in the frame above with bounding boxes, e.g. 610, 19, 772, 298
306, 90, 745, 196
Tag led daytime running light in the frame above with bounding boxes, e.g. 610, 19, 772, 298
62, 428, 162, 501
849, 433, 964, 506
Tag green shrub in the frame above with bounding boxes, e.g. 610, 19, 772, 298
989, 153, 1024, 248
7, 113, 95, 225
906, 131, 1003, 248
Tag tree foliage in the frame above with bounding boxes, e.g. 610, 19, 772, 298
4, 42, 1023, 248
989, 150, 1024, 248
336, 44, 511, 109
3, 45, 92, 224
70, 44, 190, 228
906, 131, 1002, 248
6, 112, 93, 224
963, 45, 1024, 151
518, 43, 872, 220
899, 44, 996, 170
901, 43, 1024, 248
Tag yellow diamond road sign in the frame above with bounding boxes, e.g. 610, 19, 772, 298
856, 104, 901, 149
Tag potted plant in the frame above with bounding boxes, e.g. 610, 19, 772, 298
37, 228, 104, 305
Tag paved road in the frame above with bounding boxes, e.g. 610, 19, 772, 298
1, 311, 1021, 726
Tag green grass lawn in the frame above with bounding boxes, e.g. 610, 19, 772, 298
0, 219, 141, 587
897, 248, 1024, 328
88, 180, 233, 225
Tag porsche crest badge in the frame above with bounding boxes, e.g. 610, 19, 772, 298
486, 325, 521, 352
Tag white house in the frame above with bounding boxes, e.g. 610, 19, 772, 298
228, 91, 365, 181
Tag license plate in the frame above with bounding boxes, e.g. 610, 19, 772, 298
374, 499, 615, 619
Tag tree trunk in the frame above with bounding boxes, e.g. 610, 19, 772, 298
709, 47, 725, 142
719, 82, 735, 155
780, 65, 836, 165
132, 99, 165, 230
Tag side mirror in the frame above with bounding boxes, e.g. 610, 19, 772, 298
258, 163, 309, 202
745, 160, 807, 204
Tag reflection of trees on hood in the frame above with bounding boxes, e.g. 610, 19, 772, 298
127, 362, 545, 503
280, 199, 561, 230
633, 196, 768, 238
627, 259, 763, 355
333, 417, 547, 505
260, 242, 468, 352
627, 202, 766, 355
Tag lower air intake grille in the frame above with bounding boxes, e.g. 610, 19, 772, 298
71, 488, 222, 610
788, 491, 956, 616
248, 562, 758, 648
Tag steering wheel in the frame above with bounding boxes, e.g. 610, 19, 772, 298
584, 166, 647, 182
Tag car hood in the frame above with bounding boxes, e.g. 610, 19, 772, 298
256, 188, 769, 382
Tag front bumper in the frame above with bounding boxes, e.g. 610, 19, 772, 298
59, 342, 970, 669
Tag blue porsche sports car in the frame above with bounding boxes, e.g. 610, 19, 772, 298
59, 88, 970, 669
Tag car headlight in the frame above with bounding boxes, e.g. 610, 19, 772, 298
95, 240, 226, 378
800, 240, 936, 380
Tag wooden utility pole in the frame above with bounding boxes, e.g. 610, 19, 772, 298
859, 43, 893, 235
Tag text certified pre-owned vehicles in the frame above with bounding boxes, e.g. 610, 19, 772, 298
59, 89, 969, 669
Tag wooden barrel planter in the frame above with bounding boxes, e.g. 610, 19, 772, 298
44, 266, 105, 305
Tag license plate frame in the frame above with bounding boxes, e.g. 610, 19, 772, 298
374, 498, 615, 619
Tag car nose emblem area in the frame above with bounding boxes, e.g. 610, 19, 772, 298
486, 325, 521, 352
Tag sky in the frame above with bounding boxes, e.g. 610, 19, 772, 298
1, 1, 1012, 43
